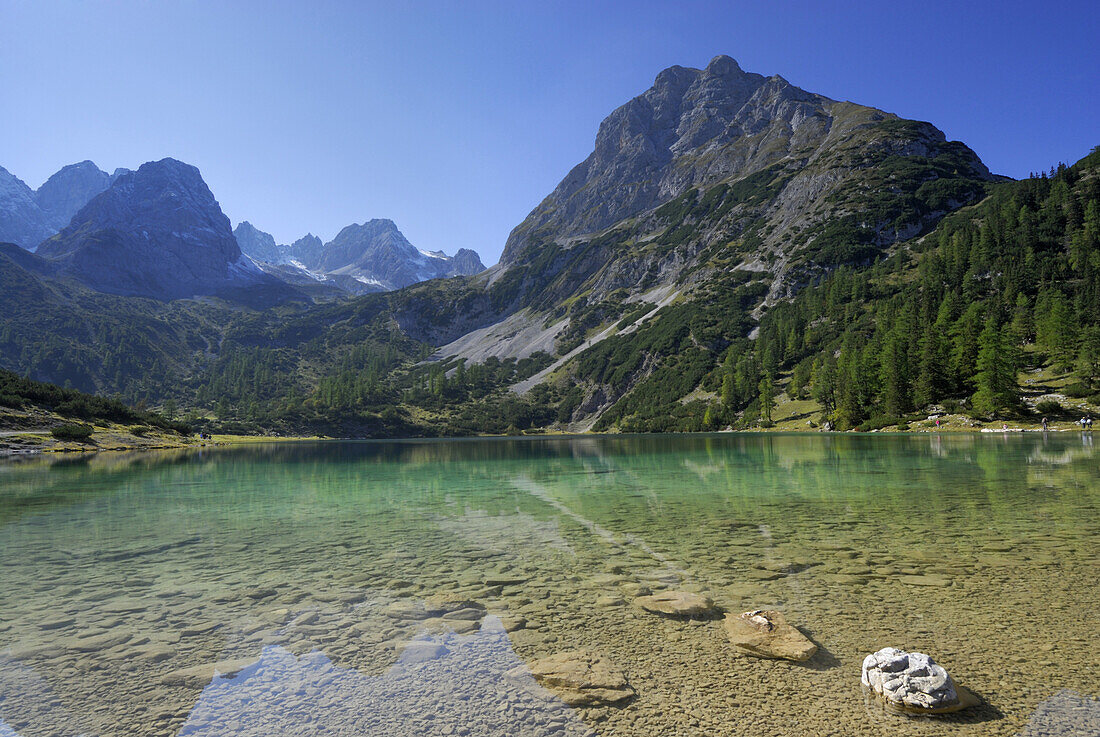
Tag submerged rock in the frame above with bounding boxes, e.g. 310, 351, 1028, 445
510, 650, 634, 706
722, 610, 817, 661
159, 657, 258, 689
635, 591, 718, 617
861, 647, 978, 715
398, 640, 448, 664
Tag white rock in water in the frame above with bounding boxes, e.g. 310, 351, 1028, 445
861, 647, 961, 712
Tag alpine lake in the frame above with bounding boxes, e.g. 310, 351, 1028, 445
1, 433, 1098, 737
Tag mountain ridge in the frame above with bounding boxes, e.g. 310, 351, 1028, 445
233, 218, 486, 293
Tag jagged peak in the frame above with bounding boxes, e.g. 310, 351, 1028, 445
704, 55, 745, 76
653, 64, 697, 89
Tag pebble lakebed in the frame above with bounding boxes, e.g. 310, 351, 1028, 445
0, 434, 1098, 736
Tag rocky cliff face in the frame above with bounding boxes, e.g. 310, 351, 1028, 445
0, 166, 54, 250
35, 161, 111, 230
36, 158, 290, 302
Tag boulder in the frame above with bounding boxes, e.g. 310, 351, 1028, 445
510, 650, 634, 706
722, 610, 817, 661
861, 647, 978, 715
635, 591, 718, 617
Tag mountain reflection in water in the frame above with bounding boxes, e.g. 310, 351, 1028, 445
178, 616, 588, 737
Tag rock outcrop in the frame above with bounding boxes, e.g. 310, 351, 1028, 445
511, 651, 634, 706
722, 609, 817, 661
861, 647, 977, 714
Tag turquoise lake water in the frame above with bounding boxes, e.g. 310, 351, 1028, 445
1, 434, 1098, 736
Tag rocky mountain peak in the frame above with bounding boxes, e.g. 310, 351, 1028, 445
35, 160, 111, 230
234, 221, 282, 264
0, 165, 54, 250
33, 158, 273, 301
450, 248, 487, 276
704, 54, 745, 76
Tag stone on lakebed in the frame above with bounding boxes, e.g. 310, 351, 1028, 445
508, 650, 635, 706
635, 591, 718, 617
723, 609, 818, 661
861, 647, 979, 715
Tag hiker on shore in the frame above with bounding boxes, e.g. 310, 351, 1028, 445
1042, 417, 1048, 431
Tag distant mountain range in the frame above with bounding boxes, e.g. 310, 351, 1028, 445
0, 159, 484, 301
233, 219, 484, 295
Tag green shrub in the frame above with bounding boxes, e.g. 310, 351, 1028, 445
1063, 383, 1092, 398
50, 423, 94, 442
1036, 399, 1061, 415
0, 393, 25, 408
129, 425, 150, 437
857, 416, 903, 432
941, 399, 960, 413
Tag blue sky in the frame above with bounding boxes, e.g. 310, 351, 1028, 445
1, 1, 1096, 265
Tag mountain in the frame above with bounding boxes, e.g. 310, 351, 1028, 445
0, 166, 55, 250
2, 56, 1094, 439
314, 219, 484, 290
234, 218, 486, 292
35, 158, 296, 303
234, 221, 284, 264
502, 56, 991, 305
0, 161, 116, 251
286, 234, 324, 265
34, 160, 111, 230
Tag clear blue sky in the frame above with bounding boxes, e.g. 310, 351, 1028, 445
1, 1, 1096, 265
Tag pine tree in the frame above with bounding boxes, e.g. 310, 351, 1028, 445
951, 303, 984, 393
811, 354, 838, 415
972, 316, 1019, 415
879, 321, 912, 417
758, 372, 776, 424
1076, 326, 1100, 389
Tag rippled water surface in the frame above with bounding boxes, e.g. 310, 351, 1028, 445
1, 434, 1098, 736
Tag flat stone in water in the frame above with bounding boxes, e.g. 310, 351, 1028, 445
511, 650, 635, 706
160, 657, 259, 689
398, 640, 448, 663
898, 574, 953, 587
635, 591, 717, 617
722, 610, 818, 661
66, 632, 132, 653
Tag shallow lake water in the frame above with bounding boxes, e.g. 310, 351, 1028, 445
1, 433, 1098, 737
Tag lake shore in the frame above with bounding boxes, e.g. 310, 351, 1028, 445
2, 419, 1095, 459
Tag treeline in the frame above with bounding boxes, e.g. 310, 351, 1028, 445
0, 369, 191, 433
714, 147, 1100, 429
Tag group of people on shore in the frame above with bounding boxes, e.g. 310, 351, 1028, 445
1040, 415, 1093, 431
